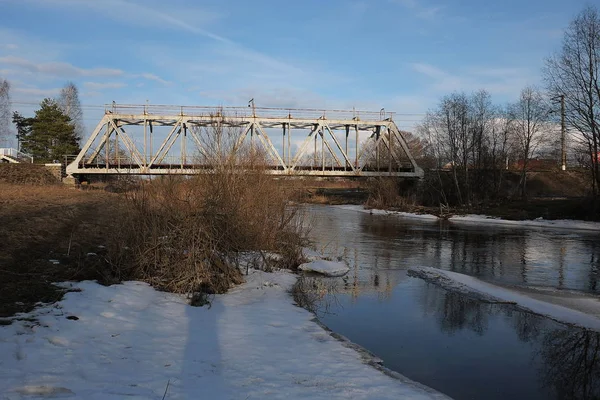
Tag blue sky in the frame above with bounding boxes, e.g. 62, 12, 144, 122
0, 0, 591, 135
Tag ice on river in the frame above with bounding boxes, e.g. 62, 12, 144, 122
298, 260, 350, 277
448, 214, 600, 232
336, 205, 439, 221
336, 204, 600, 232
409, 266, 600, 332
0, 270, 450, 399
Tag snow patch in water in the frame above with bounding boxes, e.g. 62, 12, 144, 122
298, 260, 350, 277
335, 205, 439, 221
409, 266, 600, 331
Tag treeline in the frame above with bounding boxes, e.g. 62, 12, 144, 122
0, 81, 83, 163
417, 87, 552, 205
415, 5, 600, 207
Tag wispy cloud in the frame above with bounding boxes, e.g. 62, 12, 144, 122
83, 82, 127, 90
6, 0, 303, 89
199, 87, 328, 110
136, 73, 170, 85
411, 62, 537, 98
416, 6, 444, 20
0, 56, 123, 78
13, 87, 61, 97
393, 0, 418, 7
390, 0, 444, 20
10, 0, 225, 41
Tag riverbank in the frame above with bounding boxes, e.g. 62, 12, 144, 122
0, 269, 450, 399
299, 171, 599, 222
338, 204, 600, 232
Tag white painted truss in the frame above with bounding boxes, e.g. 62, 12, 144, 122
66, 104, 424, 178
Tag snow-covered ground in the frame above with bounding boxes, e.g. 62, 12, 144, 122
409, 266, 600, 332
0, 270, 450, 400
448, 214, 600, 232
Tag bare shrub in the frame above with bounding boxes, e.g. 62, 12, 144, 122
107, 118, 310, 297
365, 177, 419, 210
291, 275, 339, 316
365, 178, 399, 209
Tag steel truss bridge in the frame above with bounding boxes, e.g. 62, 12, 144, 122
66, 104, 424, 178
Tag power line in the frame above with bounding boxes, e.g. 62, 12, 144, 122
9, 101, 429, 116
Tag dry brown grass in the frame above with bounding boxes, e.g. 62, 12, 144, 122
0, 184, 125, 317
364, 178, 419, 210
0, 164, 59, 185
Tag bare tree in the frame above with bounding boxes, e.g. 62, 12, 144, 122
545, 5, 600, 194
469, 90, 494, 171
362, 129, 428, 171
493, 107, 515, 193
509, 86, 550, 199
429, 92, 472, 205
0, 78, 10, 147
57, 82, 84, 143
417, 90, 524, 205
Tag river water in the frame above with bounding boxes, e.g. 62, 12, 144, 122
306, 205, 600, 400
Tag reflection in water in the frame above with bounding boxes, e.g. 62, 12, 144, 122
540, 329, 600, 399
418, 284, 600, 399
589, 249, 599, 292
356, 212, 600, 293
419, 283, 491, 336
418, 281, 546, 342
511, 307, 543, 343
307, 205, 600, 400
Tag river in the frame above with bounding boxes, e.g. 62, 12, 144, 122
306, 205, 600, 400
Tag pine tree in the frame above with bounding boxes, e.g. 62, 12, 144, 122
12, 111, 34, 152
24, 98, 81, 162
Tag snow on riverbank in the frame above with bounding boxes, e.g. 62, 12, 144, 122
335, 205, 600, 232
448, 214, 600, 232
0, 271, 450, 400
335, 205, 439, 221
408, 266, 600, 331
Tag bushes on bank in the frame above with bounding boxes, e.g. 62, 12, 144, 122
106, 153, 309, 296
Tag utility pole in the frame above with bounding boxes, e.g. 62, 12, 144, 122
248, 98, 256, 118
560, 94, 566, 171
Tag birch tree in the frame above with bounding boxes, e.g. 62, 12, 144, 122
0, 78, 10, 147
57, 82, 84, 143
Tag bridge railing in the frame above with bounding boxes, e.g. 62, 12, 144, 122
0, 148, 33, 163
0, 148, 18, 158
105, 103, 396, 122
